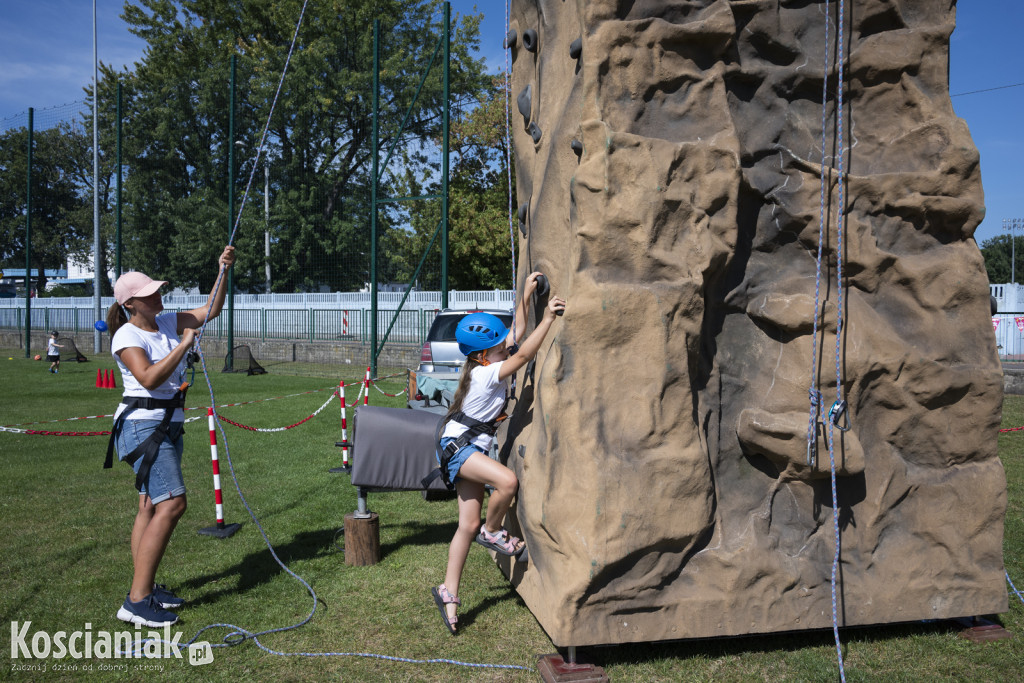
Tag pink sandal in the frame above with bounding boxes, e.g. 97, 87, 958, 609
475, 527, 525, 557
431, 584, 459, 634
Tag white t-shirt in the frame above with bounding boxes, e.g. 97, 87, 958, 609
46, 338, 59, 356
441, 361, 508, 450
111, 312, 186, 421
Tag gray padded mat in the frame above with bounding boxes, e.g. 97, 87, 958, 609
350, 405, 448, 491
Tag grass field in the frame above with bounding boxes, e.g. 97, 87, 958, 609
1, 350, 1022, 682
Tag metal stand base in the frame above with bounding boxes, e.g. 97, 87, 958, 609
198, 522, 242, 539
329, 465, 351, 473
537, 652, 608, 683
954, 616, 1013, 643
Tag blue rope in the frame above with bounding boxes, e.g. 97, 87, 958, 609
806, 0, 831, 470
807, 1, 847, 680
1008, 571, 1024, 605
505, 0, 518, 342
828, 1, 848, 679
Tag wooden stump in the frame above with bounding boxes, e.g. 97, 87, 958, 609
344, 512, 380, 566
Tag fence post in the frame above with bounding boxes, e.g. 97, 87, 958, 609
24, 108, 33, 358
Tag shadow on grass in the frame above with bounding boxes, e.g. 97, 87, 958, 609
576, 618, 1001, 668
378, 519, 457, 557
182, 527, 339, 606
180, 520, 457, 607
456, 585, 526, 631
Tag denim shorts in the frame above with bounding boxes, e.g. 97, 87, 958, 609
116, 419, 185, 504
438, 437, 485, 484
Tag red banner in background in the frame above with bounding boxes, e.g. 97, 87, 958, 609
1016, 317, 1024, 332
994, 317, 1001, 331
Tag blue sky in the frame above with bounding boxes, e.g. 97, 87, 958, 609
1, 1, 1020, 248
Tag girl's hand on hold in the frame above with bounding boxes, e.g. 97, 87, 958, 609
180, 328, 197, 349
524, 271, 544, 297
545, 296, 565, 321
219, 246, 236, 269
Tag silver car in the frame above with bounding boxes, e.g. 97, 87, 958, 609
416, 308, 514, 374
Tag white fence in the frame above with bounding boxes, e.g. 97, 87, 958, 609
0, 289, 516, 346
0, 288, 515, 311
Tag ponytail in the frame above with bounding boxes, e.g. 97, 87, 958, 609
106, 302, 129, 337
445, 353, 484, 419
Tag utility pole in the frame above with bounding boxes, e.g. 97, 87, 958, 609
1004, 218, 1024, 284
265, 162, 271, 293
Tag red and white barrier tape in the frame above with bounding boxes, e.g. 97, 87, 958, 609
217, 391, 339, 432
3, 372, 406, 436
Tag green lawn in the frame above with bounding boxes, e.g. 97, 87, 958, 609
1, 350, 1021, 682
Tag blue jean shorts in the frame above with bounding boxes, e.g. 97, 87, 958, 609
116, 419, 185, 504
438, 437, 485, 484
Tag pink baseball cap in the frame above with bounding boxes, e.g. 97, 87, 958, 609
114, 271, 167, 305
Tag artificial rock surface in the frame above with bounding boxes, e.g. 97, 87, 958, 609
499, 0, 1007, 647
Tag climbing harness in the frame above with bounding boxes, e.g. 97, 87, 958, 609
423, 409, 508, 491
103, 391, 187, 491
104, 350, 196, 490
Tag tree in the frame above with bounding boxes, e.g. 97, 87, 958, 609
394, 75, 518, 291
117, 0, 488, 293
981, 234, 1017, 285
0, 124, 95, 292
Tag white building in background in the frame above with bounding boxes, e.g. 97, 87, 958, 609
65, 251, 113, 285
991, 283, 1024, 359
992, 283, 1022, 312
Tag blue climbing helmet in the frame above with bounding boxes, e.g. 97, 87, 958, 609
455, 312, 509, 356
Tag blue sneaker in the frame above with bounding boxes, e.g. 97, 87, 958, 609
152, 583, 184, 610
116, 593, 178, 627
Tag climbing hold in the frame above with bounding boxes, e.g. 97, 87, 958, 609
528, 122, 542, 143
518, 445, 526, 459
518, 202, 529, 237
523, 29, 538, 52
517, 85, 532, 124
570, 139, 583, 156
535, 273, 550, 297
504, 29, 518, 49
569, 37, 582, 60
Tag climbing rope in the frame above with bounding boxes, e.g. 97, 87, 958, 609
806, 1, 847, 680
505, 0, 519, 343
1008, 571, 1024, 605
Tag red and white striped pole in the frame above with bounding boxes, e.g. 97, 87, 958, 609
331, 381, 353, 473
339, 381, 350, 469
364, 366, 371, 406
198, 408, 241, 538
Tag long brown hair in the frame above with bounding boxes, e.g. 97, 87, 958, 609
445, 352, 485, 419
105, 302, 130, 337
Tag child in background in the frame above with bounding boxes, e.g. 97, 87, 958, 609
46, 331, 63, 373
431, 272, 565, 634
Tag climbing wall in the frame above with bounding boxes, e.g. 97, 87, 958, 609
499, 0, 1007, 647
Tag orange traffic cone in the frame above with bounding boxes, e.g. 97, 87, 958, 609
96, 369, 103, 388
